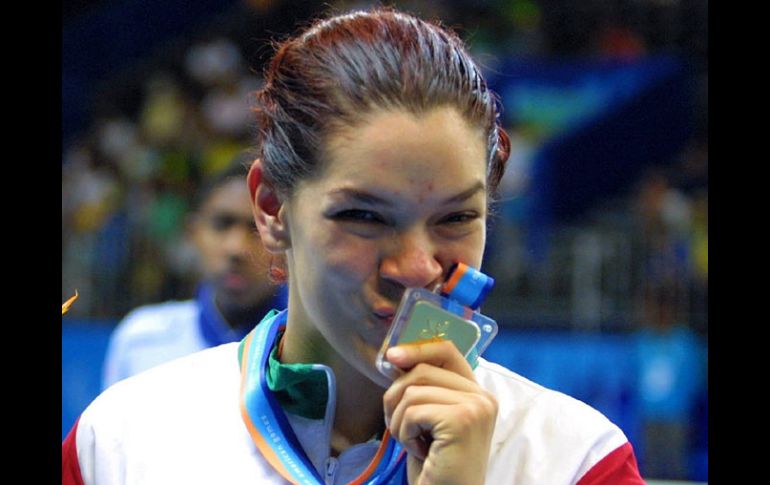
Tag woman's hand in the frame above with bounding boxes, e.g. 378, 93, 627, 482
382, 340, 498, 485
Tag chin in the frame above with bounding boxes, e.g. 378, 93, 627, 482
368, 369, 395, 389
350, 336, 393, 388
350, 355, 393, 389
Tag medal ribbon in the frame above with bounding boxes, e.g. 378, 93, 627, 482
239, 310, 407, 484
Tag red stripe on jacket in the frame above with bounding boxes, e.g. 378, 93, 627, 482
576, 442, 645, 485
62, 418, 85, 485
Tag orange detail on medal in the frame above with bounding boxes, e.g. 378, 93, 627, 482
440, 261, 468, 295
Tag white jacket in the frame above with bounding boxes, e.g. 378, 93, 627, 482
65, 342, 642, 484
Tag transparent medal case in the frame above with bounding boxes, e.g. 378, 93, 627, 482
375, 287, 499, 381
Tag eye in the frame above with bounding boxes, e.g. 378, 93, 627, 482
440, 211, 479, 224
331, 209, 387, 224
209, 215, 236, 232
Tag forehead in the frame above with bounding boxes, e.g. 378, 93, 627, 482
313, 107, 487, 196
200, 178, 252, 214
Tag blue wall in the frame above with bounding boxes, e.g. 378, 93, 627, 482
62, 321, 114, 439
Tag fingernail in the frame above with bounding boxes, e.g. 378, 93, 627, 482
386, 347, 406, 361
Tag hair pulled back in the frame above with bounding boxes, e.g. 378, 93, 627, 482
253, 8, 510, 197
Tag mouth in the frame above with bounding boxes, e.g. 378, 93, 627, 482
221, 272, 249, 292
372, 306, 396, 327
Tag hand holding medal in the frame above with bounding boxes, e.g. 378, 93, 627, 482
382, 340, 498, 485
381, 263, 499, 485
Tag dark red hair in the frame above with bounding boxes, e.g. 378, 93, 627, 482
252, 8, 510, 197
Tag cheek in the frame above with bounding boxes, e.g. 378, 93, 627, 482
325, 236, 379, 285
195, 232, 225, 267
439, 227, 487, 270
297, 223, 379, 287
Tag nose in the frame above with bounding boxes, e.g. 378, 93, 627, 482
379, 230, 443, 289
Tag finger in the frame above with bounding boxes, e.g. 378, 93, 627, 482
383, 364, 481, 424
386, 384, 498, 439
386, 385, 472, 437
385, 339, 474, 379
395, 403, 455, 461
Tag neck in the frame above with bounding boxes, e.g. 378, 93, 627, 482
328, 358, 386, 454
219, 305, 251, 330
280, 310, 386, 453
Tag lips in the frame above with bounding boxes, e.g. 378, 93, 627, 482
372, 306, 396, 327
222, 272, 248, 291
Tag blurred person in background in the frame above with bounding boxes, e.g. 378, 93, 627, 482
635, 283, 705, 480
632, 167, 706, 479
102, 154, 286, 388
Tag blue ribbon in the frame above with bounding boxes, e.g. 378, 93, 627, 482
240, 310, 407, 484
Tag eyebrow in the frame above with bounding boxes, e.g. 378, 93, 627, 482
328, 181, 486, 206
442, 181, 486, 204
328, 188, 392, 206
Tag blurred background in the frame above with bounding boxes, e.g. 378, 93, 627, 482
62, 0, 707, 481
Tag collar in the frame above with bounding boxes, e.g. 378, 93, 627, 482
266, 332, 329, 420
238, 310, 407, 484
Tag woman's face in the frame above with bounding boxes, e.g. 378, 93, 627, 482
283, 106, 489, 386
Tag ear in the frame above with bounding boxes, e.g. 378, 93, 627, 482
247, 159, 291, 252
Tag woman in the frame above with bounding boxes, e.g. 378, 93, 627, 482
63, 9, 644, 485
